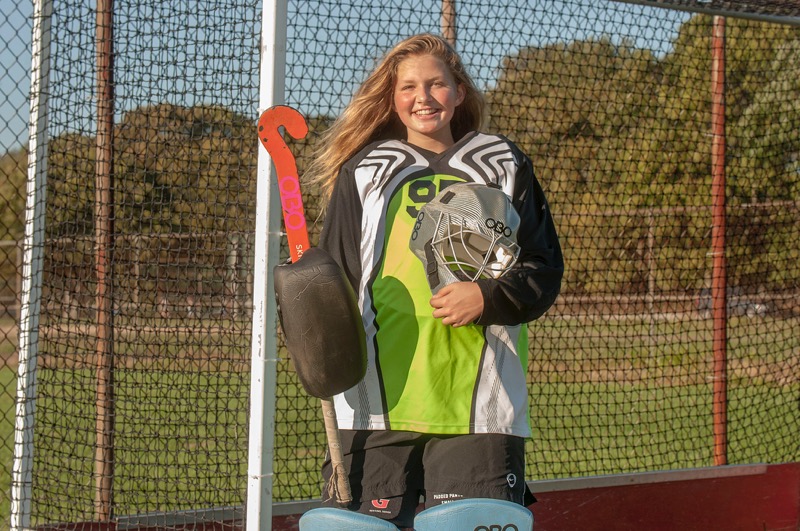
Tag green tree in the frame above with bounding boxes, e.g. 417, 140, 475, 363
46, 132, 96, 238
0, 147, 27, 299
727, 36, 800, 289
728, 38, 800, 202
0, 147, 27, 241
486, 37, 667, 293
114, 103, 257, 235
485, 16, 800, 295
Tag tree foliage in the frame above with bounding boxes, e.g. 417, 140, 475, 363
0, 147, 26, 241
485, 15, 800, 294
43, 103, 258, 240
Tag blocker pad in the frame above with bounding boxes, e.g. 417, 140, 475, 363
273, 247, 367, 398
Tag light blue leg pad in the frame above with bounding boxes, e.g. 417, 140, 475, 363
413, 498, 534, 531
299, 507, 399, 530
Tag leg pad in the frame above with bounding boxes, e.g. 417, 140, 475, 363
414, 498, 533, 531
299, 507, 399, 530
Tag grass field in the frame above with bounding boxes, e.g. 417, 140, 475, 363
0, 367, 14, 531
0, 315, 797, 528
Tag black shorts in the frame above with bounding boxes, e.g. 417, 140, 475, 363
321, 430, 536, 528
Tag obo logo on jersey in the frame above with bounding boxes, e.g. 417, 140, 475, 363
278, 174, 306, 231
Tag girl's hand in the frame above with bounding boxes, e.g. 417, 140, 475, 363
430, 282, 484, 327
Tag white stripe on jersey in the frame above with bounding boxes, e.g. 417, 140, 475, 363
338, 141, 428, 429
475, 324, 530, 436
448, 133, 517, 198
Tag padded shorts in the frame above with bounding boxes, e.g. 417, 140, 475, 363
321, 430, 535, 528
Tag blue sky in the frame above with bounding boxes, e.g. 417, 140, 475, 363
1, 0, 33, 154
0, 1, 688, 156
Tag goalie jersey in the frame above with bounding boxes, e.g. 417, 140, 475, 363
318, 131, 563, 436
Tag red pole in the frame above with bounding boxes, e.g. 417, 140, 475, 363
95, 0, 115, 519
710, 15, 728, 467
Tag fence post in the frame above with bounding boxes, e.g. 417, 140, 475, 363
710, 14, 728, 467
94, 0, 116, 520
11, 1, 52, 529
442, 0, 457, 46
247, 1, 288, 530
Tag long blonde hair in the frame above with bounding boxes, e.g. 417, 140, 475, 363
306, 33, 486, 198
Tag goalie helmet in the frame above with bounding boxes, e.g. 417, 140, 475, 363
409, 182, 521, 293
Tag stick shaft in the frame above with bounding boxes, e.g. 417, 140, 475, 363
322, 398, 352, 504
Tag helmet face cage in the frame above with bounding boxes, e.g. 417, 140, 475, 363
409, 182, 522, 293
431, 205, 519, 282
430, 210, 520, 282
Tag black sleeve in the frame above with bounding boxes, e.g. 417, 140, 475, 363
316, 164, 364, 291
474, 152, 564, 326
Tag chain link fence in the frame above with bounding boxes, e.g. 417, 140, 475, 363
1, 0, 799, 528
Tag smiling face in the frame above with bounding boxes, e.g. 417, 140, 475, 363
392, 54, 466, 153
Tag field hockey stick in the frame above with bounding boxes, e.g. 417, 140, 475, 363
257, 106, 353, 506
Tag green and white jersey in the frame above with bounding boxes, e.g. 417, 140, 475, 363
319, 131, 563, 436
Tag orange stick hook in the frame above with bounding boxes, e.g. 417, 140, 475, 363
257, 105, 310, 263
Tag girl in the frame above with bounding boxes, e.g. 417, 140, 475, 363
307, 33, 563, 528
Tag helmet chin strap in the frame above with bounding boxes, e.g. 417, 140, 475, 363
486, 246, 517, 278
423, 240, 443, 290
